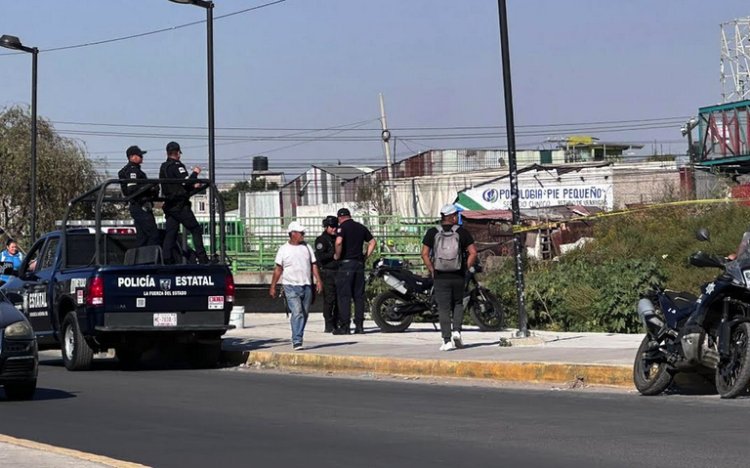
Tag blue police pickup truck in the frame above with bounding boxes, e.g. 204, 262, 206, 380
1, 179, 236, 370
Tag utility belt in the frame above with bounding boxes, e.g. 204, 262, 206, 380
341, 258, 364, 263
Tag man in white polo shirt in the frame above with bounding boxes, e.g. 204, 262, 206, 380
269, 221, 324, 350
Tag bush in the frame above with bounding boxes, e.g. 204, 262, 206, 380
484, 203, 750, 333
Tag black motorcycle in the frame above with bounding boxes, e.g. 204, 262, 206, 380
634, 228, 750, 398
368, 258, 504, 333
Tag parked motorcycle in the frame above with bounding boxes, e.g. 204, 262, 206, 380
634, 228, 750, 398
368, 258, 504, 333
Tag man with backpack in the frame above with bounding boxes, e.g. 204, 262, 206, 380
421, 204, 477, 351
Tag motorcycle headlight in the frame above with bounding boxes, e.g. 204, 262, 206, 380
4, 320, 33, 339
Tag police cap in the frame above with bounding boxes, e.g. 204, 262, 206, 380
166, 141, 182, 154
126, 145, 147, 158
322, 215, 338, 228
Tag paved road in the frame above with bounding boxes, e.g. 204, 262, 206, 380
1, 356, 749, 468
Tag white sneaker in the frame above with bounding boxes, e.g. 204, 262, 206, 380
451, 331, 463, 349
439, 341, 456, 351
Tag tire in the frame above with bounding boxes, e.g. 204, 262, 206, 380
633, 335, 673, 396
187, 340, 221, 369
715, 322, 750, 399
370, 291, 413, 333
468, 288, 504, 331
4, 379, 37, 401
116, 347, 142, 370
61, 312, 94, 371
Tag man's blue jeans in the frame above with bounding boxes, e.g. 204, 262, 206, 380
283, 284, 313, 346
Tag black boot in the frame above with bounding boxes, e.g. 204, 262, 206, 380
332, 325, 350, 335
324, 323, 334, 333
353, 324, 365, 334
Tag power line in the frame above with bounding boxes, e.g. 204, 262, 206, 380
0, 0, 288, 56
49, 114, 689, 132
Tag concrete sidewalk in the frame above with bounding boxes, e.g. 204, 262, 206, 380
223, 314, 643, 388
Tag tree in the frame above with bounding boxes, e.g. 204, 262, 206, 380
354, 180, 390, 215
220, 181, 251, 212
0, 106, 101, 248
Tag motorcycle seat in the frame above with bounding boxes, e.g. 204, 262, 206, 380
400, 269, 433, 293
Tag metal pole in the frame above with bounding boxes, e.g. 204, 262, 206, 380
30, 47, 38, 243
497, 0, 529, 337
206, 2, 217, 258
379, 93, 395, 214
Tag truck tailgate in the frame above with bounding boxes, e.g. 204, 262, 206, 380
95, 265, 233, 330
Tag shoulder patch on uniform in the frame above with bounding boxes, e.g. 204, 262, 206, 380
316, 243, 323, 250
178, 167, 187, 173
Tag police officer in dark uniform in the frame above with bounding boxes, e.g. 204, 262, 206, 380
159, 141, 209, 264
333, 208, 376, 335
118, 145, 160, 247
314, 215, 339, 333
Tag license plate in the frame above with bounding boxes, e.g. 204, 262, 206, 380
208, 296, 224, 310
153, 313, 177, 327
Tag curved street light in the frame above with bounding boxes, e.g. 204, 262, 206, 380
1, 34, 39, 243
167, 0, 217, 257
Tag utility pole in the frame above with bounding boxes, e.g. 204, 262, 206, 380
681, 117, 699, 198
497, 0, 529, 338
379, 93, 396, 214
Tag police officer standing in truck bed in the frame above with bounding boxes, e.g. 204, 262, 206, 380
159, 141, 209, 264
119, 145, 160, 247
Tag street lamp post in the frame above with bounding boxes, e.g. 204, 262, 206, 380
1, 35, 38, 243
168, 0, 217, 257
496, 0, 529, 338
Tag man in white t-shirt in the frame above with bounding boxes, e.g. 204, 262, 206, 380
269, 221, 324, 350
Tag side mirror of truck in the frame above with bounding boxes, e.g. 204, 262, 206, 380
1, 263, 16, 276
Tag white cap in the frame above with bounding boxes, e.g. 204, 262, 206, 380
287, 221, 306, 233
440, 204, 458, 216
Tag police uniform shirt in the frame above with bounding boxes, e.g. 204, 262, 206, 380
159, 158, 198, 203
118, 162, 158, 203
337, 219, 374, 262
422, 225, 475, 277
314, 233, 337, 270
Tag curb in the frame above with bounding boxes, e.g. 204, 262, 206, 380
244, 351, 634, 388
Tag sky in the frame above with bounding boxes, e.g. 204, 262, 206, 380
1, 0, 749, 183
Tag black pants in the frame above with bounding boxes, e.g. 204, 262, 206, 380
321, 269, 339, 329
129, 204, 160, 247
163, 204, 207, 264
433, 275, 466, 343
335, 260, 365, 328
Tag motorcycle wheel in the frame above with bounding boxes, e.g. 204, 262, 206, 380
468, 288, 504, 331
371, 291, 414, 333
633, 335, 673, 396
715, 322, 750, 399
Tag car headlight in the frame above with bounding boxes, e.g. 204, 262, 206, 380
4, 320, 33, 339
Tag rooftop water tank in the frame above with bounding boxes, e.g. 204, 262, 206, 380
253, 156, 269, 172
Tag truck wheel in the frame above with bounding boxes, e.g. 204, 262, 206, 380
62, 312, 94, 371
187, 340, 221, 369
4, 379, 37, 400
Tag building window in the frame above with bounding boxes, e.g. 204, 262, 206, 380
199, 201, 206, 213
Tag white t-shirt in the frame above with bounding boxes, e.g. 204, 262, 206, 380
274, 242, 316, 286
